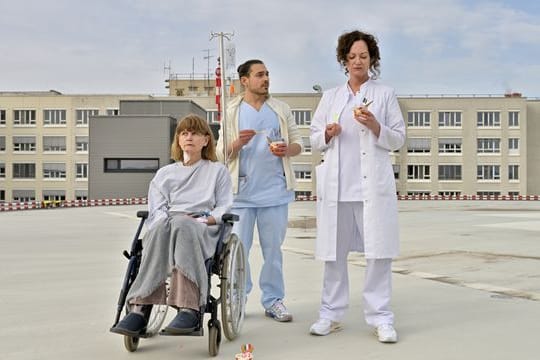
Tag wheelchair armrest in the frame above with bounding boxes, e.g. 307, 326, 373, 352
136, 210, 149, 219
222, 213, 239, 222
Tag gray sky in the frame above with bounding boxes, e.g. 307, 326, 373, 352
2, 0, 540, 96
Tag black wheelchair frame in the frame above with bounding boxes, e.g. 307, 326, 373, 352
110, 210, 246, 356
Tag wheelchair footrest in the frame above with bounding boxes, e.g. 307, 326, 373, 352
159, 328, 203, 337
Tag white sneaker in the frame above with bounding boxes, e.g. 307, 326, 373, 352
265, 300, 293, 322
375, 324, 398, 343
309, 318, 342, 336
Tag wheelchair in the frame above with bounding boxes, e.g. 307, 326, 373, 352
110, 210, 247, 356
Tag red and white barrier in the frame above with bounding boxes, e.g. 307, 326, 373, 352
1, 195, 539, 212
0, 197, 148, 212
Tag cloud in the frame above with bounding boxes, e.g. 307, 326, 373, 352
1, 0, 540, 96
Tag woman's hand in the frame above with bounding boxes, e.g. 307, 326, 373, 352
325, 123, 342, 143
354, 107, 381, 137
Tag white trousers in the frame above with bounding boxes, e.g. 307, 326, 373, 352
319, 202, 394, 327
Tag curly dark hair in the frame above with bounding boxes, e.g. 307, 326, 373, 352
336, 30, 381, 79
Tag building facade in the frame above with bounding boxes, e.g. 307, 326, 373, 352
1, 89, 539, 203
0, 91, 152, 203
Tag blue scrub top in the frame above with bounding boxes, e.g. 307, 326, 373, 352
233, 102, 294, 208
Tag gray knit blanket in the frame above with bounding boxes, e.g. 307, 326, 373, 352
126, 215, 220, 306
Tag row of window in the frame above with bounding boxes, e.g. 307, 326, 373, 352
400, 164, 519, 180
0, 190, 88, 202
407, 111, 519, 127
406, 191, 520, 196
406, 138, 519, 154
0, 163, 88, 179
206, 110, 313, 127
0, 136, 88, 152
0, 109, 118, 126
2, 188, 522, 202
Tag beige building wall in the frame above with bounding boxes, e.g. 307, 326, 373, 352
1, 89, 539, 203
179, 90, 533, 198
0, 91, 152, 202
526, 100, 540, 195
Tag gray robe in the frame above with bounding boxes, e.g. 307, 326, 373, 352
127, 215, 220, 306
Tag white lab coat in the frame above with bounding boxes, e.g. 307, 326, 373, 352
310, 80, 406, 260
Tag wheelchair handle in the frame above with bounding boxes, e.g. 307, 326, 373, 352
137, 210, 149, 219
222, 213, 239, 222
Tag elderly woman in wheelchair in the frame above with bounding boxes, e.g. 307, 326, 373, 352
111, 114, 234, 338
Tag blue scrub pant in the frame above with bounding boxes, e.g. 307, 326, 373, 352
232, 204, 288, 309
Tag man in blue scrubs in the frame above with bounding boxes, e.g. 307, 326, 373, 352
217, 59, 302, 321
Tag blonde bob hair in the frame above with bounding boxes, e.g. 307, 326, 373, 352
170, 114, 218, 162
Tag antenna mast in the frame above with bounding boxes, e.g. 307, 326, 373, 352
210, 31, 234, 165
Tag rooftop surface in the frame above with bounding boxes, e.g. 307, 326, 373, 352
1, 200, 539, 359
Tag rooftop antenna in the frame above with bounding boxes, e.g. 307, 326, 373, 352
210, 31, 234, 166
163, 60, 172, 78
203, 49, 214, 87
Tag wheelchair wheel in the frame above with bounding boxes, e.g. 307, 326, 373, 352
145, 304, 168, 336
208, 319, 221, 357
123, 335, 139, 352
220, 233, 246, 341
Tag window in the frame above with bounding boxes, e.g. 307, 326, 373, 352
14, 109, 36, 125
477, 111, 500, 127
43, 109, 66, 125
508, 111, 519, 127
13, 163, 36, 178
295, 191, 312, 198
0, 109, 5, 125
43, 163, 66, 179
407, 165, 430, 180
76, 163, 88, 179
508, 138, 519, 154
13, 136, 36, 152
508, 165, 519, 180
207, 110, 219, 123
477, 191, 501, 196
407, 111, 430, 127
293, 163, 312, 180
439, 165, 462, 180
438, 138, 462, 153
43, 136, 66, 152
292, 110, 311, 126
392, 164, 400, 179
407, 138, 431, 153
439, 191, 461, 196
477, 138, 500, 153
76, 136, 89, 152
301, 136, 311, 153
407, 191, 431, 196
508, 191, 520, 196
104, 158, 159, 173
438, 111, 462, 127
76, 109, 99, 126
75, 190, 88, 200
0, 136, 5, 152
43, 190, 65, 201
477, 165, 500, 180
12, 189, 35, 202
0, 190, 4, 201
106, 108, 119, 116
0, 162, 5, 178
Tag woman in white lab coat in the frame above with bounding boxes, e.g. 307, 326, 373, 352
309, 30, 406, 343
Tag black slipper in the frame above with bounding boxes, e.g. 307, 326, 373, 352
110, 312, 147, 337
162, 308, 200, 335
